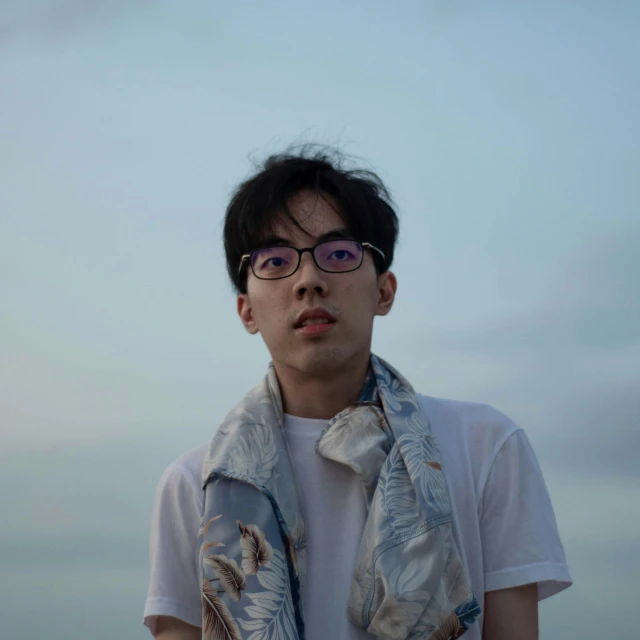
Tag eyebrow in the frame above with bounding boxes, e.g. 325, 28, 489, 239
257, 228, 354, 248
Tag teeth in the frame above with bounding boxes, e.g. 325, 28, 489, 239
300, 318, 330, 326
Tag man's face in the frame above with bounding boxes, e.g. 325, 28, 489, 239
237, 190, 396, 377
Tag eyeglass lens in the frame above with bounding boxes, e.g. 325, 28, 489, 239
251, 240, 363, 279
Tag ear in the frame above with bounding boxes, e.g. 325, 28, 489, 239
375, 271, 397, 317
237, 294, 260, 334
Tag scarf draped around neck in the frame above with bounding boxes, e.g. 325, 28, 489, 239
200, 355, 480, 639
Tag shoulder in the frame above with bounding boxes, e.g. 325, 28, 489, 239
155, 443, 209, 504
417, 393, 521, 448
416, 393, 524, 497
173, 442, 209, 480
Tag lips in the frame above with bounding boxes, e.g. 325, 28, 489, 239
293, 307, 337, 329
293, 308, 337, 336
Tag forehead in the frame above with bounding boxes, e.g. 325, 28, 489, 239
268, 190, 348, 243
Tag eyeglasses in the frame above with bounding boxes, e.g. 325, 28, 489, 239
238, 239, 385, 281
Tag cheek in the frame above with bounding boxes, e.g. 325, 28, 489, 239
249, 290, 289, 333
342, 279, 379, 320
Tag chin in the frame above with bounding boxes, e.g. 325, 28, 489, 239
294, 344, 362, 376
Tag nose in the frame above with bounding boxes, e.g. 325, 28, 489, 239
292, 252, 329, 300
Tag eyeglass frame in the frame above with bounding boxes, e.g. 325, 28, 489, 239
238, 239, 386, 281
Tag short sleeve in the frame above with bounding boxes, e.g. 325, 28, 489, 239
143, 463, 203, 635
480, 429, 572, 600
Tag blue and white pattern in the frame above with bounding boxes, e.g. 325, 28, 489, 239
200, 355, 481, 639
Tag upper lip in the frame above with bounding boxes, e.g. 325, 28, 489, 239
294, 307, 337, 328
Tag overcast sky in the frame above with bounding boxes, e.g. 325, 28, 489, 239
1, 1, 639, 638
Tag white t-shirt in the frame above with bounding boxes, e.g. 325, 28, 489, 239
143, 394, 572, 639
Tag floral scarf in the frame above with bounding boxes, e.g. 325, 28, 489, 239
200, 355, 481, 639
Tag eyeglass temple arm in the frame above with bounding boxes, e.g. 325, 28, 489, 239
362, 242, 385, 260
238, 254, 250, 275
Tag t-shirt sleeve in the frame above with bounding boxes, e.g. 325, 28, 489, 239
480, 428, 572, 600
143, 463, 203, 635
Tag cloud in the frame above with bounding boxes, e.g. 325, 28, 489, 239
430, 219, 640, 354
0, 0, 147, 45
379, 220, 640, 481
0, 314, 204, 452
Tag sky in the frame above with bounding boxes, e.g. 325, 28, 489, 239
1, 1, 639, 638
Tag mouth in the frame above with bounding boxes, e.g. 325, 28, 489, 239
294, 319, 336, 336
293, 309, 337, 336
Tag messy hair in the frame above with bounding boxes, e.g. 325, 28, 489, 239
223, 145, 400, 293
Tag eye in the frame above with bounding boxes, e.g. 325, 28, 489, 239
328, 249, 355, 260
262, 256, 289, 268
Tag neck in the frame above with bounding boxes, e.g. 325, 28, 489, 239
273, 352, 371, 420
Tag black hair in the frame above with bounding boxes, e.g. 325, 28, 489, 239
223, 145, 400, 293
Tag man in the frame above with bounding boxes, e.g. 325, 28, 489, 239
143, 148, 572, 640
